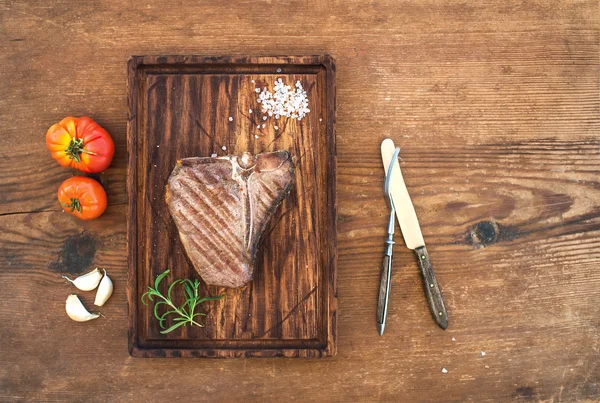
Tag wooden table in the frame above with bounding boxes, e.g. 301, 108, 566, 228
1, 1, 598, 401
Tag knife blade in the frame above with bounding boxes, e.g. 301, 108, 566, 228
380, 138, 449, 330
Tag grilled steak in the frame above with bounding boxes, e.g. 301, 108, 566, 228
166, 151, 295, 288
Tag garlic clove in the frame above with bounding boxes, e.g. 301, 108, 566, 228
66, 294, 100, 322
62, 268, 103, 291
94, 269, 113, 307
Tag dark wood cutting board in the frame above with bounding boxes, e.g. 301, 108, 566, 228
126, 55, 337, 358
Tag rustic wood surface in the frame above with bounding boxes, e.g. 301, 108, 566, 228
127, 55, 337, 357
0, 0, 598, 401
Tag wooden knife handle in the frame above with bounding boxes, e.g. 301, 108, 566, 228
376, 254, 392, 328
414, 246, 449, 330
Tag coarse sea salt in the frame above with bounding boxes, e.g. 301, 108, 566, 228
228, 117, 233, 121
255, 78, 310, 121
211, 153, 217, 158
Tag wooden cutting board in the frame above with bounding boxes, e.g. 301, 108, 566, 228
126, 55, 337, 358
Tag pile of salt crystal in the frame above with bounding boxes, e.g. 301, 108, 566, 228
256, 78, 310, 121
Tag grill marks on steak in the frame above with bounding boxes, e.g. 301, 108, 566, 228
166, 151, 295, 288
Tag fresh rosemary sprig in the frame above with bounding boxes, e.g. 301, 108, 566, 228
141, 269, 224, 334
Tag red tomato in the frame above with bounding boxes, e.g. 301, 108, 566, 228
57, 177, 107, 220
46, 117, 114, 173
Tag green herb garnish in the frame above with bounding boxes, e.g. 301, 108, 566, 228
141, 269, 224, 334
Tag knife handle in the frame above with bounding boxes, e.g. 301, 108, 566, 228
414, 246, 449, 330
376, 254, 392, 332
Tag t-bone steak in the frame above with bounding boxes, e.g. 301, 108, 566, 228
165, 150, 295, 288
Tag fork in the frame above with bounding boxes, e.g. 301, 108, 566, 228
376, 147, 400, 335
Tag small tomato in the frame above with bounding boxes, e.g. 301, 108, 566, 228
46, 117, 115, 173
58, 177, 107, 220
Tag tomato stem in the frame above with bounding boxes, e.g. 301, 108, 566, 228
61, 198, 82, 213
64, 138, 98, 162
65, 138, 84, 162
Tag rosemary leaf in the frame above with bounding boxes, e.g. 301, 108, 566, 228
160, 321, 189, 334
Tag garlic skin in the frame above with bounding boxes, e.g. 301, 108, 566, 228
94, 269, 113, 307
62, 268, 103, 291
65, 294, 100, 322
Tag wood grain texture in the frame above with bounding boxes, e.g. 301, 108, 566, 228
0, 0, 598, 400
127, 55, 336, 358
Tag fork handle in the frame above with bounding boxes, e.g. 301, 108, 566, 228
376, 252, 393, 332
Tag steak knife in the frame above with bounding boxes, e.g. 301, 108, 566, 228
380, 138, 449, 330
